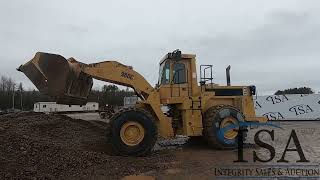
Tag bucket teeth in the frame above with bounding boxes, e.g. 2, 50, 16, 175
18, 52, 93, 105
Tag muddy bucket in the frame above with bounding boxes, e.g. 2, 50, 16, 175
18, 52, 93, 105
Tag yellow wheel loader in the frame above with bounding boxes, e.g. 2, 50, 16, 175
18, 50, 267, 156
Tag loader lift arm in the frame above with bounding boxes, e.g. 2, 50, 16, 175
82, 61, 175, 138
80, 60, 154, 100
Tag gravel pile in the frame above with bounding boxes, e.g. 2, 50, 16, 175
0, 112, 176, 180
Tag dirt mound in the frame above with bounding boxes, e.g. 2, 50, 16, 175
0, 112, 176, 180
0, 111, 43, 118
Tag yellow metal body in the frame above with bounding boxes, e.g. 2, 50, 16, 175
156, 52, 267, 137
18, 51, 267, 139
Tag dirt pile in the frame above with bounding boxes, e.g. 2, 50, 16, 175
0, 112, 176, 180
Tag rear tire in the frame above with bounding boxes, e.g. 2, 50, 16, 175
109, 108, 158, 156
203, 105, 245, 149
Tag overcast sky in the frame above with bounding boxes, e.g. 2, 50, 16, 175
0, 0, 319, 95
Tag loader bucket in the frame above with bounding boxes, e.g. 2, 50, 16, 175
18, 52, 93, 105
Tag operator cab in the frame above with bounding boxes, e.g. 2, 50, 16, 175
157, 50, 197, 103
158, 50, 187, 85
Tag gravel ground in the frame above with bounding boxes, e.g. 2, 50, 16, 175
0, 112, 177, 180
0, 112, 319, 180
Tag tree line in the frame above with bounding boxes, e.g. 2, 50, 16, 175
274, 87, 314, 95
0, 75, 135, 111
0, 75, 316, 111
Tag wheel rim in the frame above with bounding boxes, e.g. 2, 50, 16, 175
120, 121, 145, 146
220, 117, 238, 140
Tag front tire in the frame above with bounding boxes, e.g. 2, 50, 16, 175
109, 108, 158, 156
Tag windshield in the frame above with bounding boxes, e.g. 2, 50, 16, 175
158, 61, 170, 85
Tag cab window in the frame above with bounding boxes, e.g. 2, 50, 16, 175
160, 61, 170, 84
173, 63, 186, 84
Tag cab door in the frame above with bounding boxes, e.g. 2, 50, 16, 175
158, 60, 191, 104
170, 61, 190, 97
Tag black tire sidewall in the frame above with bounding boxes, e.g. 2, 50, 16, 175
211, 107, 244, 148
111, 110, 156, 156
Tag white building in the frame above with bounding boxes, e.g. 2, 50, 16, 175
34, 102, 98, 113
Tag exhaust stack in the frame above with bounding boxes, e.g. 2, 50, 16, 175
226, 65, 231, 86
